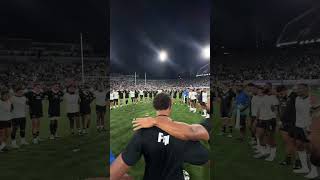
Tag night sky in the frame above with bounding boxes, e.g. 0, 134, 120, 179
213, 0, 318, 49
111, 0, 210, 78
0, 0, 108, 54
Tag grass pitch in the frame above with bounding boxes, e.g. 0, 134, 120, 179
212, 103, 306, 180
110, 100, 211, 180
0, 101, 108, 180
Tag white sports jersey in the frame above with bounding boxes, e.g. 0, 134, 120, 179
130, 91, 135, 98
157, 90, 163, 94
251, 95, 263, 117
139, 90, 144, 96
258, 95, 279, 120
113, 91, 119, 99
64, 93, 79, 113
11, 96, 27, 118
202, 92, 207, 102
94, 91, 107, 106
0, 100, 12, 121
295, 96, 311, 128
190, 92, 197, 100
110, 92, 114, 100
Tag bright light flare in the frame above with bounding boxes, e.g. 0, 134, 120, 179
158, 50, 168, 62
202, 45, 210, 59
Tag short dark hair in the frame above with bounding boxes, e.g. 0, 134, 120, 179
153, 93, 171, 111
14, 84, 23, 92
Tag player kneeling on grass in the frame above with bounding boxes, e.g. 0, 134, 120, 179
11, 85, 29, 148
46, 83, 64, 140
111, 93, 210, 180
94, 85, 107, 132
80, 85, 94, 134
65, 86, 81, 135
0, 89, 12, 152
25, 83, 45, 144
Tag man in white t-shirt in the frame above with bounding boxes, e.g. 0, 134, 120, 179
254, 84, 279, 161
64, 86, 81, 135
113, 90, 119, 108
292, 84, 318, 178
0, 89, 12, 152
11, 85, 29, 148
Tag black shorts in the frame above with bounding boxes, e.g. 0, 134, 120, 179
67, 112, 80, 120
289, 127, 309, 143
191, 99, 197, 103
48, 108, 61, 117
221, 108, 232, 118
114, 99, 119, 102
257, 119, 276, 132
96, 105, 106, 113
240, 115, 247, 128
280, 122, 294, 132
12, 118, 26, 128
80, 105, 91, 115
0, 120, 11, 129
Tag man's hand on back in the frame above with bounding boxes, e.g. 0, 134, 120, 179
132, 117, 157, 131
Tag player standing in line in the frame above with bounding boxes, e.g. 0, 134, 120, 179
110, 90, 114, 109
292, 84, 315, 177
201, 89, 208, 117
218, 84, 235, 137
148, 89, 153, 103
277, 85, 298, 166
139, 89, 144, 102
190, 89, 197, 113
130, 90, 135, 104
65, 85, 81, 135
234, 84, 250, 142
134, 89, 139, 104
79, 85, 94, 134
25, 83, 45, 144
0, 89, 12, 152
124, 90, 129, 105
118, 90, 124, 107
10, 85, 28, 148
247, 83, 257, 145
254, 84, 279, 160
46, 83, 64, 140
94, 84, 107, 132
144, 89, 148, 103
113, 90, 119, 108
250, 86, 264, 150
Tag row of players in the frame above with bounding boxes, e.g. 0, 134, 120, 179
0, 83, 107, 152
109, 88, 209, 117
215, 82, 319, 179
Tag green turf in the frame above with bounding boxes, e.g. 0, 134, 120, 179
110, 100, 211, 180
0, 101, 109, 180
212, 102, 305, 180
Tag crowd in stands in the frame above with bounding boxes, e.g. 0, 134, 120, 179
110, 75, 209, 90
213, 54, 320, 80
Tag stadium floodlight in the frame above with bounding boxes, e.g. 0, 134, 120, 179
158, 50, 168, 62
202, 45, 210, 59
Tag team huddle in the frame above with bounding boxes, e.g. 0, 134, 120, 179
0, 81, 107, 152
215, 82, 320, 179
